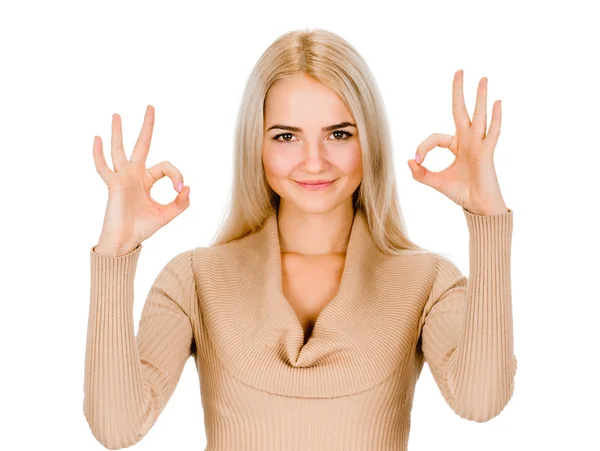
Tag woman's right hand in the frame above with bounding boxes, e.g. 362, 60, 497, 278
92, 105, 191, 257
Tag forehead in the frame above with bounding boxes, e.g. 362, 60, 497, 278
264, 74, 351, 124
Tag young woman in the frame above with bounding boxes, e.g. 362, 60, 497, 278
84, 28, 516, 450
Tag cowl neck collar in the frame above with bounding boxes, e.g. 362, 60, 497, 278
200, 208, 416, 398
267, 208, 375, 355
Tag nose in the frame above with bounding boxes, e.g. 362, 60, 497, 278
301, 140, 330, 172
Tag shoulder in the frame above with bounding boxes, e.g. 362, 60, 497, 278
185, 232, 260, 283
158, 247, 196, 277
431, 252, 465, 281
384, 250, 465, 295
380, 249, 438, 278
425, 252, 467, 306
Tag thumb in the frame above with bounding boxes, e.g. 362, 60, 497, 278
407, 159, 444, 193
407, 159, 429, 184
163, 185, 191, 224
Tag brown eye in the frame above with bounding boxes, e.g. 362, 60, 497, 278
273, 133, 296, 143
330, 130, 352, 141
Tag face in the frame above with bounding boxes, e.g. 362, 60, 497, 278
262, 73, 363, 215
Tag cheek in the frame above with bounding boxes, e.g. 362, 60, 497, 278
331, 145, 362, 174
262, 148, 299, 178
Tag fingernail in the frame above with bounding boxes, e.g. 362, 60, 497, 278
415, 153, 421, 164
177, 181, 183, 192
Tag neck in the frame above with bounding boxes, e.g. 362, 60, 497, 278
276, 201, 355, 256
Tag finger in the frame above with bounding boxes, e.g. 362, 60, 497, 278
415, 133, 455, 165
92, 136, 113, 183
147, 160, 185, 192
160, 185, 191, 225
131, 104, 155, 166
485, 100, 502, 149
472, 77, 488, 138
111, 113, 129, 170
407, 158, 443, 192
452, 70, 471, 132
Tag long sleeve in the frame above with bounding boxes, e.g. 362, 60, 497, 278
421, 207, 517, 423
83, 243, 197, 450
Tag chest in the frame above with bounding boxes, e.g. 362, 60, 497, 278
280, 253, 346, 344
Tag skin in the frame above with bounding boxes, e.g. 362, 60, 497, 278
262, 73, 363, 257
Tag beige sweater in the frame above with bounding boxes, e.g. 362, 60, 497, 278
83, 207, 517, 450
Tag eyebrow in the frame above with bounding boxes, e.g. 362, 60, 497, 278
266, 122, 357, 133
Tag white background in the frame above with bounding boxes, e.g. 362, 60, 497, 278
1, 0, 598, 449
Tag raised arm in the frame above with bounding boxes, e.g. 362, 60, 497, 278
421, 207, 517, 423
83, 244, 196, 449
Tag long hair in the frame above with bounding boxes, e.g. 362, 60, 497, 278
210, 27, 436, 257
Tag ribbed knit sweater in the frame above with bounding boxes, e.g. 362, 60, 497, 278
83, 206, 517, 450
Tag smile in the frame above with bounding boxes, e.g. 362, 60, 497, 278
294, 179, 336, 191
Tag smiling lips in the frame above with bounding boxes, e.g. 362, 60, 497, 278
296, 180, 334, 185
294, 179, 336, 191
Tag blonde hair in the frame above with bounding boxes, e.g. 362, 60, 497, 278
210, 27, 437, 257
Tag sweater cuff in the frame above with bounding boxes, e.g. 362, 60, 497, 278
462, 207, 513, 265
90, 243, 143, 310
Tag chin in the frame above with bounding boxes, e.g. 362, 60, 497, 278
272, 178, 356, 214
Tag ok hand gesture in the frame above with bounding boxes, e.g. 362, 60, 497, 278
93, 105, 191, 256
408, 70, 508, 216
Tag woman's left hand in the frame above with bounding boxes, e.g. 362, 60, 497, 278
408, 70, 509, 216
